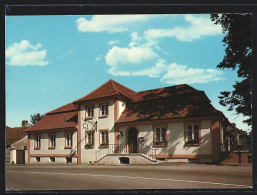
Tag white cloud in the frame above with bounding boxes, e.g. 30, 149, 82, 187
108, 40, 120, 45
105, 46, 158, 66
144, 14, 222, 42
107, 59, 166, 78
95, 55, 102, 62
98, 14, 224, 84
106, 47, 224, 84
6, 40, 48, 66
161, 63, 224, 84
76, 15, 167, 33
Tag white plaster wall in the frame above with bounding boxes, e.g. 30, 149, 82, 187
30, 131, 78, 155
118, 100, 126, 117
137, 125, 153, 147
10, 150, 16, 164
118, 120, 212, 157
164, 120, 212, 155
11, 136, 27, 150
80, 99, 116, 163
25, 150, 28, 164
30, 157, 77, 164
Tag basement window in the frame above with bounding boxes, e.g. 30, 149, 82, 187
66, 157, 72, 163
36, 157, 40, 162
50, 157, 55, 162
119, 157, 129, 164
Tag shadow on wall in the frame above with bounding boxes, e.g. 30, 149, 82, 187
137, 125, 182, 158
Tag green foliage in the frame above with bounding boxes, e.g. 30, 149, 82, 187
210, 14, 252, 126
237, 130, 252, 153
30, 113, 45, 125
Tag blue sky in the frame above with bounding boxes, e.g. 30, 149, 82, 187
5, 14, 250, 132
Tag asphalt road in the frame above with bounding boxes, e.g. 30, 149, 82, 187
6, 163, 252, 191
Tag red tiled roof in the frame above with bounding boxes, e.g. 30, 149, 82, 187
46, 102, 77, 115
73, 79, 135, 103
116, 91, 222, 124
25, 102, 78, 132
130, 84, 201, 102
6, 126, 29, 146
24, 111, 77, 132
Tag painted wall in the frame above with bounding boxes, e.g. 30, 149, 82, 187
118, 120, 213, 159
118, 100, 126, 116
30, 131, 77, 155
10, 150, 16, 164
28, 130, 78, 164
79, 98, 116, 163
11, 135, 27, 150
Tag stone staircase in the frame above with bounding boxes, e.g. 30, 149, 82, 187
95, 144, 158, 165
96, 153, 159, 165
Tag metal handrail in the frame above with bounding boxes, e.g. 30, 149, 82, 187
96, 143, 157, 161
139, 143, 157, 160
96, 144, 127, 161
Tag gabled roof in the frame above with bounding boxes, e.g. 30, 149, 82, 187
24, 103, 78, 132
6, 126, 29, 146
73, 79, 135, 103
116, 85, 221, 124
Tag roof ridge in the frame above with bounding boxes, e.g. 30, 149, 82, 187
136, 83, 191, 94
110, 79, 120, 95
46, 102, 77, 115
73, 80, 113, 103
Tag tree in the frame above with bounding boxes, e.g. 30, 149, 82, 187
30, 113, 45, 125
210, 14, 252, 127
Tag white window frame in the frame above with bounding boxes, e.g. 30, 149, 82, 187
154, 127, 166, 145
86, 107, 94, 117
186, 124, 200, 144
100, 104, 108, 116
49, 134, 56, 148
65, 133, 73, 148
35, 134, 41, 148
100, 130, 109, 145
87, 132, 94, 145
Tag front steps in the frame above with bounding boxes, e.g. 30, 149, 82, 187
96, 153, 159, 165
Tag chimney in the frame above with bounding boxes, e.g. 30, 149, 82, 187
22, 120, 29, 127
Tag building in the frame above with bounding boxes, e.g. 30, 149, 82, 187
24, 79, 238, 165
6, 120, 30, 164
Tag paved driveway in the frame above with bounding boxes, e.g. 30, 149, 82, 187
6, 163, 252, 191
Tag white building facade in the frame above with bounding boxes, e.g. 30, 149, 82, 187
25, 79, 235, 164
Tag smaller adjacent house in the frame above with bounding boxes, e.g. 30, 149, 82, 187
24, 103, 78, 164
6, 120, 30, 164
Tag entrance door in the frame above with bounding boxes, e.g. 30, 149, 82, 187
128, 128, 137, 153
16, 150, 25, 164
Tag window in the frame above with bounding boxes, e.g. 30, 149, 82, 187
65, 133, 73, 148
34, 134, 41, 149
100, 104, 108, 117
100, 130, 109, 147
86, 106, 94, 118
49, 134, 56, 148
66, 157, 72, 163
36, 157, 40, 162
85, 131, 94, 148
185, 124, 200, 145
153, 126, 167, 146
50, 157, 55, 162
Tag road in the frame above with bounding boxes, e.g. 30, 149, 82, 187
6, 163, 252, 191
